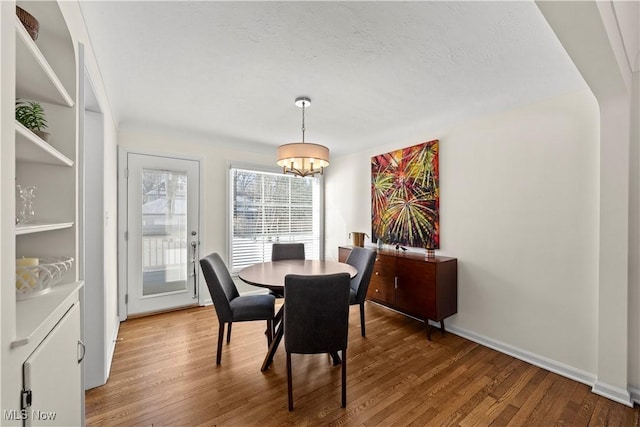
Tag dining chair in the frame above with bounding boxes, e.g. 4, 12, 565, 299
284, 272, 351, 411
270, 243, 306, 300
271, 243, 305, 261
200, 253, 275, 365
345, 247, 376, 337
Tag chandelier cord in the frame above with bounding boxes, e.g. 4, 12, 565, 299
301, 102, 306, 143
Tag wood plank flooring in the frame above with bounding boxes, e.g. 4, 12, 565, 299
85, 303, 639, 426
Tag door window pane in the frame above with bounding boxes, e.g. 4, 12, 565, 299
141, 168, 188, 296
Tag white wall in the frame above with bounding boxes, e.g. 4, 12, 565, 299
326, 89, 601, 376
537, 0, 637, 404
83, 109, 106, 389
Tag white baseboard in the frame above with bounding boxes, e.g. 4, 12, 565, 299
447, 324, 640, 407
592, 381, 633, 407
105, 320, 120, 381
445, 324, 596, 387
630, 386, 640, 405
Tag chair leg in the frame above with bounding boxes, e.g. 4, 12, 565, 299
287, 353, 294, 411
216, 323, 225, 365
274, 304, 284, 325
341, 348, 347, 407
227, 322, 232, 344
266, 319, 273, 345
266, 305, 282, 337
359, 303, 366, 337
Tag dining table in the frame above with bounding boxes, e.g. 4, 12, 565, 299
238, 259, 357, 371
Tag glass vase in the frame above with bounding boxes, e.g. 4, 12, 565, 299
17, 185, 36, 224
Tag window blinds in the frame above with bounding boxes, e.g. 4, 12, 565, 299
230, 167, 321, 272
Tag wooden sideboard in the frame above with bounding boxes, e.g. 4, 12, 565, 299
339, 246, 458, 340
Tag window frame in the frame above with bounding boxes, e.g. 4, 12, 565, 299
227, 162, 324, 274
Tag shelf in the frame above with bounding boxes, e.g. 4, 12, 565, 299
12, 281, 83, 348
15, 122, 74, 166
15, 16, 74, 107
16, 222, 74, 235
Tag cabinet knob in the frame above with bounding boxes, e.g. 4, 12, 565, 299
375, 272, 380, 276
375, 289, 380, 293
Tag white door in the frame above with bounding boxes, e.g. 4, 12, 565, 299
126, 153, 200, 315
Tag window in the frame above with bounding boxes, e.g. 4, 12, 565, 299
229, 166, 322, 273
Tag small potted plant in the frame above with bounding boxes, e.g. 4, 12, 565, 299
15, 99, 49, 142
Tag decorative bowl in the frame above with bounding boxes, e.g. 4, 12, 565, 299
16, 256, 74, 300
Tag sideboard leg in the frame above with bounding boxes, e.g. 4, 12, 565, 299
440, 319, 446, 335
426, 321, 432, 341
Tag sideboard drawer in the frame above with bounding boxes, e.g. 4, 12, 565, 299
367, 275, 394, 305
372, 254, 394, 277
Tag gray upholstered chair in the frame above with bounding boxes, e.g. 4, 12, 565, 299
345, 247, 376, 337
271, 242, 305, 261
200, 253, 275, 365
270, 243, 306, 299
284, 273, 351, 411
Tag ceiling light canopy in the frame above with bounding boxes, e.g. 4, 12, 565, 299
277, 97, 329, 177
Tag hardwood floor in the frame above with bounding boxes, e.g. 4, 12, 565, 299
86, 303, 639, 426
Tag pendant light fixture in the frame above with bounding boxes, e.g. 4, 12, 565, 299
277, 97, 329, 177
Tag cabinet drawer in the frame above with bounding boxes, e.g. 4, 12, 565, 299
372, 254, 394, 278
367, 276, 394, 305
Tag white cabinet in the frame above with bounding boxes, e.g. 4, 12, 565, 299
22, 303, 83, 427
1, 1, 83, 425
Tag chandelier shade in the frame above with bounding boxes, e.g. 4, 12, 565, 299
277, 142, 330, 177
277, 97, 330, 177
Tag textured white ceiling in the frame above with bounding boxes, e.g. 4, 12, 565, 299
78, 1, 586, 157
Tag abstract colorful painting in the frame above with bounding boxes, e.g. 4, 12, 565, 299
371, 140, 439, 249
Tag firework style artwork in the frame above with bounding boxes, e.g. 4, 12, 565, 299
371, 140, 439, 249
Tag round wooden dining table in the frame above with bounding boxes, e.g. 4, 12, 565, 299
238, 259, 358, 371
238, 259, 357, 291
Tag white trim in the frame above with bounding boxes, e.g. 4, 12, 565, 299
197, 156, 206, 306
448, 323, 636, 407
370, 303, 638, 407
117, 147, 206, 319
226, 161, 233, 270
445, 323, 596, 387
117, 147, 128, 321
592, 381, 633, 407
105, 320, 119, 380
121, 147, 204, 164
226, 164, 325, 271
629, 386, 640, 405
229, 160, 281, 175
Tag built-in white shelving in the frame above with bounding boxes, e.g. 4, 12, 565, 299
3, 3, 83, 421
15, 121, 74, 166
16, 221, 74, 235
14, 15, 74, 107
